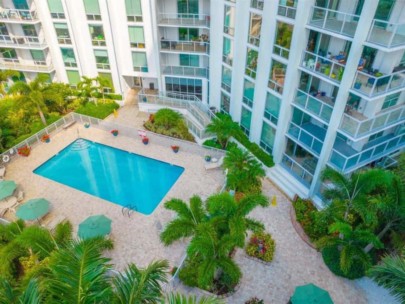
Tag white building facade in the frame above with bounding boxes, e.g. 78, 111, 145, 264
0, 0, 404, 206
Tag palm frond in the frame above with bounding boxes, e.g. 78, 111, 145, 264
52, 221, 73, 248
18, 279, 41, 304
164, 199, 194, 220
245, 217, 265, 233
237, 193, 269, 216
160, 219, 197, 245
165, 292, 225, 304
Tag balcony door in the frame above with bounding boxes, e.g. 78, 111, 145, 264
374, 0, 395, 21
177, 0, 199, 18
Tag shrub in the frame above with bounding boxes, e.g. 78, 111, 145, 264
153, 108, 182, 129
322, 246, 366, 279
75, 99, 119, 119
178, 258, 199, 287
246, 232, 275, 262
245, 297, 264, 304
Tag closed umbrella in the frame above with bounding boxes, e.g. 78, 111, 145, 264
78, 215, 112, 239
0, 180, 17, 201
291, 283, 334, 304
16, 198, 50, 221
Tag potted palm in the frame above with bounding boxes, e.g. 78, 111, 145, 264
111, 129, 119, 136
142, 137, 149, 145
171, 145, 179, 153
41, 134, 50, 143
17, 146, 31, 157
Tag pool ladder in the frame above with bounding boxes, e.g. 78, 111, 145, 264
122, 204, 138, 218
71, 139, 91, 151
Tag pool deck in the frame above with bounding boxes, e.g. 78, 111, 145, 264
4, 124, 225, 271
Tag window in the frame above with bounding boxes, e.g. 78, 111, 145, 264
268, 60, 286, 94
220, 92, 230, 114
83, 0, 101, 20
61, 48, 77, 67
94, 50, 109, 70
240, 107, 252, 136
0, 48, 18, 60
273, 22, 293, 59
165, 77, 202, 100
248, 13, 262, 47
243, 79, 255, 108
98, 72, 113, 91
125, 0, 142, 22
224, 5, 235, 36
22, 25, 37, 37
223, 37, 233, 66
382, 92, 400, 110
278, 0, 297, 19
12, 0, 29, 9
0, 23, 9, 36
245, 48, 258, 79
221, 65, 232, 93
89, 25, 105, 46
369, 131, 384, 142
251, 0, 264, 10
66, 70, 80, 87
260, 122, 276, 154
178, 28, 198, 41
128, 26, 145, 48
179, 54, 199, 67
54, 23, 71, 44
264, 92, 281, 125
30, 50, 45, 64
132, 52, 148, 72
47, 0, 65, 18
178, 0, 199, 16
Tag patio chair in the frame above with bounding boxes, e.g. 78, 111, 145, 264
0, 196, 18, 217
16, 190, 24, 202
205, 156, 224, 170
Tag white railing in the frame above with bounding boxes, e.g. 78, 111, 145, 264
281, 154, 314, 187
86, 14, 101, 21
0, 58, 54, 72
221, 81, 231, 93
160, 40, 209, 54
222, 54, 233, 66
0, 35, 46, 47
329, 132, 405, 173
0, 9, 38, 22
158, 13, 210, 27
57, 37, 72, 44
162, 65, 208, 78
92, 39, 106, 47
367, 19, 405, 48
339, 104, 405, 138
223, 25, 235, 36
294, 90, 334, 123
50, 12, 65, 19
301, 50, 346, 83
133, 66, 148, 72
287, 122, 324, 156
250, 0, 264, 10
248, 35, 260, 47
96, 62, 110, 70
309, 6, 360, 38
273, 44, 290, 59
352, 70, 405, 98
277, 5, 296, 19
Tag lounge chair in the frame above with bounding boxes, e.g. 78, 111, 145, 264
0, 166, 5, 180
205, 156, 224, 170
16, 190, 24, 202
0, 196, 18, 217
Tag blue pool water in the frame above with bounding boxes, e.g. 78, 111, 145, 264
34, 139, 184, 215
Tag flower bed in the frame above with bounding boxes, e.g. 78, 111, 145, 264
245, 232, 275, 263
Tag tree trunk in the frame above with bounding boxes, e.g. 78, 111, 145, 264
364, 222, 392, 253
38, 106, 47, 126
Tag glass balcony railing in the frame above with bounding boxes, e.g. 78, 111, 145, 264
301, 51, 345, 83
158, 13, 210, 27
277, 5, 296, 19
0, 58, 53, 72
309, 6, 359, 38
329, 132, 405, 173
0, 34, 46, 48
339, 104, 405, 138
294, 90, 334, 123
367, 19, 405, 49
162, 65, 208, 78
281, 154, 314, 187
0, 9, 38, 22
273, 44, 289, 59
160, 40, 209, 54
352, 70, 405, 98
287, 122, 325, 156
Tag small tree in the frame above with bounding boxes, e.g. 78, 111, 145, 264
205, 114, 240, 149
153, 108, 182, 129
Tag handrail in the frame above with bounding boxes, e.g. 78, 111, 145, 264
0, 59, 54, 71
273, 43, 290, 59
160, 40, 209, 54
294, 89, 334, 123
0, 34, 46, 47
367, 19, 405, 48
0, 8, 38, 21
281, 154, 314, 187
301, 50, 346, 83
158, 13, 210, 27
277, 4, 297, 19
287, 122, 324, 156
161, 65, 208, 78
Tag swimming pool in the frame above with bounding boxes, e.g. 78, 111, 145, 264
34, 139, 184, 215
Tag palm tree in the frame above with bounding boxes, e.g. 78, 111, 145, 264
368, 249, 405, 303
0, 70, 19, 95
160, 196, 207, 246
165, 292, 225, 303
316, 222, 383, 275
223, 147, 265, 193
0, 278, 42, 304
77, 76, 99, 102
205, 114, 240, 149
8, 74, 63, 126
112, 260, 168, 304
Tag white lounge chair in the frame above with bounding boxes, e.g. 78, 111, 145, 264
204, 156, 224, 170
0, 196, 18, 217
16, 190, 24, 202
0, 166, 5, 180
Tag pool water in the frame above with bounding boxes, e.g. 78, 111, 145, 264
34, 139, 184, 215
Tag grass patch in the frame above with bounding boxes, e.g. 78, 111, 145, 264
75, 99, 119, 119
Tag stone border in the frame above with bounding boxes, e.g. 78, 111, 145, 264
244, 252, 273, 266
289, 205, 317, 250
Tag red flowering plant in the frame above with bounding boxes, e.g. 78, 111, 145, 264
17, 146, 31, 157
111, 129, 119, 136
41, 134, 50, 142
245, 231, 275, 262
171, 145, 179, 153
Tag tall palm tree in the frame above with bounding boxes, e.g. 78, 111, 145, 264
8, 74, 62, 125
0, 70, 19, 95
223, 147, 265, 193
205, 114, 240, 149
77, 76, 99, 102
368, 249, 405, 303
316, 222, 383, 275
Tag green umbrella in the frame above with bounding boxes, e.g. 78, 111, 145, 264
16, 198, 50, 221
78, 215, 112, 239
291, 283, 334, 304
0, 180, 17, 201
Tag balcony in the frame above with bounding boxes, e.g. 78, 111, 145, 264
160, 40, 209, 54
301, 51, 345, 83
277, 4, 296, 19
294, 90, 334, 123
281, 154, 314, 187
352, 69, 405, 98
308, 6, 359, 38
0, 9, 38, 23
367, 19, 405, 49
0, 34, 46, 48
329, 131, 405, 173
339, 104, 405, 138
158, 13, 210, 27
0, 58, 54, 72
162, 65, 208, 78
287, 122, 325, 156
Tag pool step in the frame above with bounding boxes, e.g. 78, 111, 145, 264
71, 139, 91, 151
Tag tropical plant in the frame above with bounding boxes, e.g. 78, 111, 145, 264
223, 147, 265, 193
245, 232, 276, 262
205, 114, 240, 149
153, 108, 182, 129
0, 277, 42, 304
165, 292, 225, 304
77, 76, 99, 102
0, 70, 19, 95
9, 74, 63, 125
368, 249, 405, 303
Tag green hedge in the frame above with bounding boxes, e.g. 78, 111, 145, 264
75, 99, 119, 119
322, 246, 366, 279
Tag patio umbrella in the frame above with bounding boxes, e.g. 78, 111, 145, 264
78, 215, 112, 239
0, 180, 17, 201
16, 198, 50, 221
291, 283, 334, 304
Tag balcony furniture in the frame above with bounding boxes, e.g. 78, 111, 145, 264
358, 58, 366, 71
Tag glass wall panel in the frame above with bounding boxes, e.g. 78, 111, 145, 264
132, 52, 148, 72
224, 5, 235, 36
128, 26, 145, 48
248, 13, 262, 47
61, 48, 76, 67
